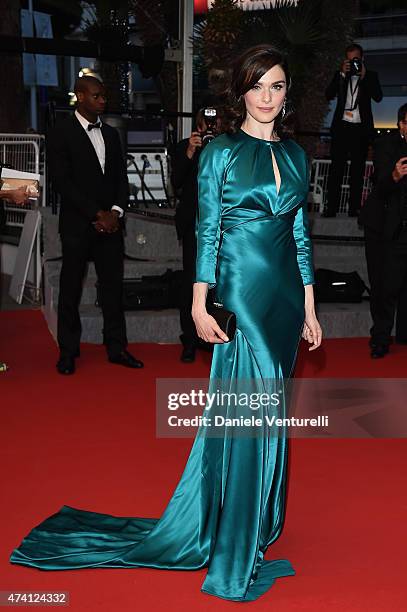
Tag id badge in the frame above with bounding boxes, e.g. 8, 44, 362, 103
345, 111, 353, 119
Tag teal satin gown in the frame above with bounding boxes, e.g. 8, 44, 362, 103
10, 129, 314, 602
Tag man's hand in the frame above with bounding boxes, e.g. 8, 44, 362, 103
341, 59, 351, 75
94, 210, 120, 233
4, 186, 30, 205
186, 132, 203, 159
392, 157, 407, 183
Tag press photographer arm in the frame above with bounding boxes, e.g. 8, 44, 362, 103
374, 138, 407, 197
171, 132, 202, 190
392, 157, 407, 183
0, 186, 30, 205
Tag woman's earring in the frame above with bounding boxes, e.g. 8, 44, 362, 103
282, 99, 286, 119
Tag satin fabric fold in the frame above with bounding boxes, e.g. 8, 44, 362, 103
10, 129, 313, 602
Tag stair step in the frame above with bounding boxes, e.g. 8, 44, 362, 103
40, 208, 377, 342
79, 305, 181, 343
316, 301, 373, 338
45, 259, 184, 306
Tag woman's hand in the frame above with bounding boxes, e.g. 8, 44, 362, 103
302, 312, 322, 351
192, 308, 229, 343
303, 284, 322, 351
192, 282, 229, 343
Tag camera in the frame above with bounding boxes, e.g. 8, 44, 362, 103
349, 57, 362, 76
201, 108, 218, 148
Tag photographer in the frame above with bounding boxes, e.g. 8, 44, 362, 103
171, 108, 219, 362
0, 186, 31, 372
324, 43, 382, 217
359, 103, 407, 358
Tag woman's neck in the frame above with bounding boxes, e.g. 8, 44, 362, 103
240, 117, 278, 141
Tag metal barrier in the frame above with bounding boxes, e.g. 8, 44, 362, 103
0, 133, 45, 304
0, 133, 44, 174
0, 134, 46, 224
309, 159, 374, 213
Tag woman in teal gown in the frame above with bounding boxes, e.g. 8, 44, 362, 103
10, 45, 322, 602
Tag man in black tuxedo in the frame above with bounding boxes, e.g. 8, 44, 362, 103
48, 76, 143, 374
324, 43, 382, 217
359, 103, 407, 357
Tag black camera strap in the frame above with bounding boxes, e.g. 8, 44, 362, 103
345, 75, 360, 112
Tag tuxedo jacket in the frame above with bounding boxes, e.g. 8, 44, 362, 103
47, 114, 129, 236
325, 69, 383, 137
359, 132, 407, 239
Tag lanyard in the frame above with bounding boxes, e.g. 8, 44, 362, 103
345, 76, 360, 111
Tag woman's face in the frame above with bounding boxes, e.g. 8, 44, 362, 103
243, 64, 287, 125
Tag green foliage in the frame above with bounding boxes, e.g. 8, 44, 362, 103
194, 0, 243, 69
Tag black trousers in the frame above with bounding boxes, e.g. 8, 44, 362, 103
58, 227, 127, 358
179, 226, 199, 347
364, 228, 384, 340
326, 122, 369, 215
367, 227, 407, 345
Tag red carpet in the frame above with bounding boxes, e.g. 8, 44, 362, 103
1, 310, 406, 611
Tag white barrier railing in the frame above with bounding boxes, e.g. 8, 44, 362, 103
0, 133, 44, 175
0, 134, 45, 304
309, 159, 374, 213
0, 134, 46, 226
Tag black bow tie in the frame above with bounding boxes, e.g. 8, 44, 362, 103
88, 122, 101, 131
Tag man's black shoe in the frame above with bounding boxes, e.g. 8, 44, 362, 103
321, 211, 336, 218
57, 355, 75, 375
181, 345, 196, 363
109, 350, 144, 368
370, 344, 389, 359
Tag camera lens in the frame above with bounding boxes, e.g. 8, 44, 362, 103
350, 58, 362, 75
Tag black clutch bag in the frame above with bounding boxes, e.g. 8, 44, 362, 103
204, 234, 237, 342
206, 300, 237, 342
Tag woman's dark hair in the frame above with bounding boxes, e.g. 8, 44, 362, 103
223, 44, 294, 139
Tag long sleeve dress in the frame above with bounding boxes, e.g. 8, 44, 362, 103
10, 128, 314, 602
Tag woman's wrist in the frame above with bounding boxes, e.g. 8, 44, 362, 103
304, 284, 315, 311
305, 304, 316, 317
192, 282, 208, 315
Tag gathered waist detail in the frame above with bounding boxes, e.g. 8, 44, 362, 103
222, 208, 299, 235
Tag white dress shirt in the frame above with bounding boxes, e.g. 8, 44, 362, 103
75, 110, 124, 216
342, 75, 361, 124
